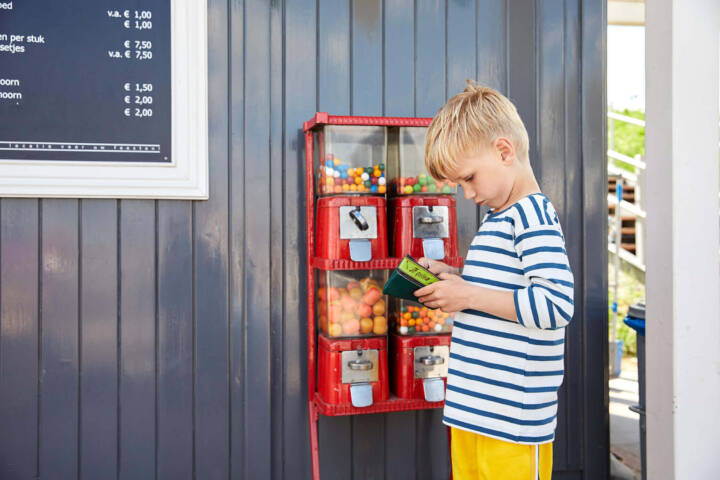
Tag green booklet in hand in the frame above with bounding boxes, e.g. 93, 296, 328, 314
382, 255, 440, 304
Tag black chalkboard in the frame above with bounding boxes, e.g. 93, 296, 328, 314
0, 0, 171, 163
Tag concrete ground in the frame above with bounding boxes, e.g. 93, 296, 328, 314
610, 356, 642, 479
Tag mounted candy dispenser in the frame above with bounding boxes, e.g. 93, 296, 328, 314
316, 270, 389, 338
388, 195, 459, 261
391, 333, 451, 402
387, 127, 457, 196
317, 334, 390, 407
316, 195, 388, 262
304, 113, 448, 480
314, 125, 387, 195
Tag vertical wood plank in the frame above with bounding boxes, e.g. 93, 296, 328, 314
0, 199, 39, 478
415, 0, 446, 117
119, 200, 156, 480
157, 200, 193, 480
383, 1, 418, 477
194, 0, 230, 477
39, 199, 79, 480
384, 0, 414, 117
229, 0, 246, 477
352, 0, 382, 115
476, 0, 507, 93
581, 0, 609, 477
244, 0, 273, 478
562, 0, 584, 470
80, 200, 118, 480
507, 1, 538, 174
537, 0, 569, 470
318, 0, 351, 114
269, 1, 286, 478
282, 0, 317, 477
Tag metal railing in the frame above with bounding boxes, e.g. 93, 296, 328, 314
608, 110, 647, 377
607, 110, 647, 274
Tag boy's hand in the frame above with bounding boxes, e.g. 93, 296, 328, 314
414, 273, 472, 313
417, 257, 458, 275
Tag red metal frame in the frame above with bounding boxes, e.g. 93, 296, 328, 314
305, 113, 459, 479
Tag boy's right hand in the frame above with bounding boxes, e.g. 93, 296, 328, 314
418, 257, 457, 275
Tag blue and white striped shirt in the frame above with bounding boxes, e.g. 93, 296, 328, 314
443, 193, 574, 444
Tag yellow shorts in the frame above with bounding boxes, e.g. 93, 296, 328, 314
451, 427, 553, 480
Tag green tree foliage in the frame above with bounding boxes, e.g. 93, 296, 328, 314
608, 109, 645, 172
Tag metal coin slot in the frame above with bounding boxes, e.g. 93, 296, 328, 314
341, 349, 379, 384
418, 215, 443, 224
339, 206, 378, 239
349, 206, 369, 231
418, 355, 445, 366
412, 206, 449, 239
414, 345, 450, 379
348, 350, 374, 370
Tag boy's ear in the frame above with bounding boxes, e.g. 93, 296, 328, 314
493, 137, 516, 165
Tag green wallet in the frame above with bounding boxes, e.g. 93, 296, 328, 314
382, 255, 440, 304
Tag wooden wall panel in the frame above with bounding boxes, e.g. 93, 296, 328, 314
0, 1, 607, 478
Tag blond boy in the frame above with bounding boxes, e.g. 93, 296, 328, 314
415, 82, 574, 480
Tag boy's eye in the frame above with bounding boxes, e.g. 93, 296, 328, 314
464, 175, 473, 182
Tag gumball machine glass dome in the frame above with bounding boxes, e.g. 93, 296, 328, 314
314, 125, 388, 196
316, 270, 389, 338
387, 127, 458, 196
389, 298, 453, 335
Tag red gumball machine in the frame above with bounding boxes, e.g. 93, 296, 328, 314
315, 269, 390, 408
386, 126, 462, 403
304, 114, 447, 480
387, 127, 461, 262
391, 333, 451, 402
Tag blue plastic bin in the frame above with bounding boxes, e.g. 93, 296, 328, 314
623, 302, 646, 480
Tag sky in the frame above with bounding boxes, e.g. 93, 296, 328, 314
607, 25, 645, 111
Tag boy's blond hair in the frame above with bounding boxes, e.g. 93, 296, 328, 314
425, 80, 530, 180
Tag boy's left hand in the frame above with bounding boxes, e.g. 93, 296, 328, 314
414, 273, 472, 313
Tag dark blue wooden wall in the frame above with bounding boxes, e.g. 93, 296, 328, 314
0, 0, 607, 478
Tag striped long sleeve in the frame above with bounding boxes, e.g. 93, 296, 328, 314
444, 193, 572, 444
513, 225, 575, 329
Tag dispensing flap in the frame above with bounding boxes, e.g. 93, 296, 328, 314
422, 238, 445, 260
350, 382, 374, 407
423, 378, 445, 402
349, 239, 372, 261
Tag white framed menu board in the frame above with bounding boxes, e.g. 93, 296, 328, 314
0, 0, 208, 199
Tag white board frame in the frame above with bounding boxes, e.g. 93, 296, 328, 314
0, 1, 209, 199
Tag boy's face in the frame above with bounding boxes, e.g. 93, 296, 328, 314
448, 139, 516, 210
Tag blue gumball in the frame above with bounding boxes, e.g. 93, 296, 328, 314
370, 185, 378, 193
326, 160, 334, 167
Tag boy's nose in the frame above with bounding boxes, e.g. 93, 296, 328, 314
463, 189, 474, 200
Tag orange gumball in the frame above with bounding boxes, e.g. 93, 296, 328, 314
372, 299, 386, 316
373, 316, 387, 335
328, 323, 342, 337
342, 318, 360, 335
360, 317, 373, 334
328, 304, 342, 324
340, 294, 357, 312
362, 287, 382, 305
356, 302, 372, 318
